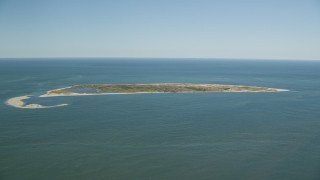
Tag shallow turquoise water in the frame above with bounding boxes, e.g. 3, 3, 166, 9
1, 59, 320, 180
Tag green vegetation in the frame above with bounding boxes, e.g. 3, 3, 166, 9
49, 89, 75, 95
67, 83, 279, 93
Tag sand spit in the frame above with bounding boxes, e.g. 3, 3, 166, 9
6, 96, 68, 109
273, 88, 290, 92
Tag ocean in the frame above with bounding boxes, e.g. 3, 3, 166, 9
1, 58, 320, 180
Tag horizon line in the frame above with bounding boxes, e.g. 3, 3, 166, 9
0, 56, 319, 61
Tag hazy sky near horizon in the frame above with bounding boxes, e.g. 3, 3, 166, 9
0, 0, 319, 60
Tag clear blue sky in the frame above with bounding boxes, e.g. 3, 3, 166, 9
0, 0, 319, 60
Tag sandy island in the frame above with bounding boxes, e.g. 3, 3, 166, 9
6, 83, 288, 109
6, 96, 68, 109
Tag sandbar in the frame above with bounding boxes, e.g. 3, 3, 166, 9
6, 96, 68, 109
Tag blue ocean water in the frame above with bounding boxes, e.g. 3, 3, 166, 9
0, 58, 320, 180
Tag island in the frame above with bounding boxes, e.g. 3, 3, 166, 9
6, 83, 288, 109
41, 83, 288, 97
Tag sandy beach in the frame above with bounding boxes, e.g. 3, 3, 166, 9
6, 96, 30, 108
6, 95, 68, 109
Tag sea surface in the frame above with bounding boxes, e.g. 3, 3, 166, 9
1, 58, 320, 180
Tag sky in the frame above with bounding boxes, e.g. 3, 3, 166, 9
0, 0, 319, 60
